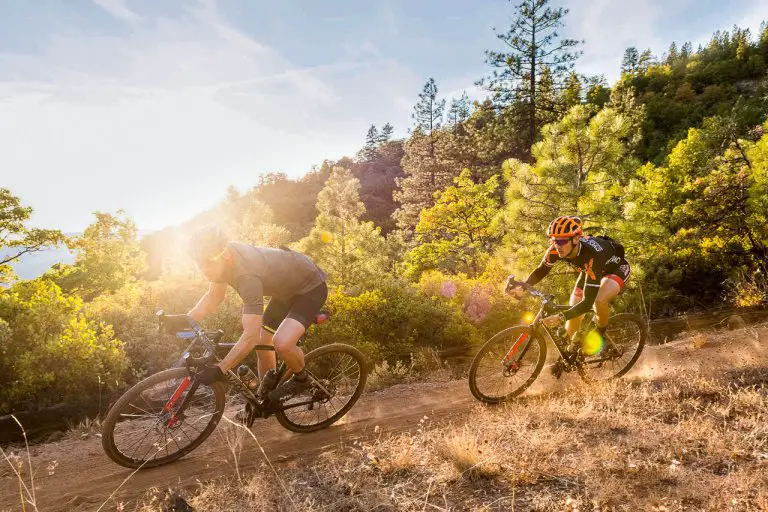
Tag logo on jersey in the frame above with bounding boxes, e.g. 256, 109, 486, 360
582, 237, 603, 252
608, 255, 621, 265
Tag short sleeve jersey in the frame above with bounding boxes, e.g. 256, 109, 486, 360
217, 243, 326, 315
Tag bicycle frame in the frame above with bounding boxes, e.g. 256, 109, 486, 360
505, 281, 617, 371
164, 324, 323, 426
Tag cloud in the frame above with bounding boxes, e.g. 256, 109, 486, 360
562, 0, 668, 82
90, 0, 140, 22
1, 1, 418, 231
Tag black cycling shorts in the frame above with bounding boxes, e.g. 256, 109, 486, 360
574, 260, 631, 293
262, 281, 328, 332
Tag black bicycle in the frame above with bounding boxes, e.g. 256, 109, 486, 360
468, 277, 646, 404
102, 311, 367, 469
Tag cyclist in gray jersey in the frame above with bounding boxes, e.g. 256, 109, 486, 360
185, 225, 327, 401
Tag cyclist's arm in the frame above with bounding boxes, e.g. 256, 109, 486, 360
188, 282, 227, 322
216, 275, 264, 372
562, 280, 599, 320
525, 246, 559, 286
217, 313, 262, 372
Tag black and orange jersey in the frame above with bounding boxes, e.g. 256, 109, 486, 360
525, 236, 630, 320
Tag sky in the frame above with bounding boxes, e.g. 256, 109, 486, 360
2, 0, 767, 233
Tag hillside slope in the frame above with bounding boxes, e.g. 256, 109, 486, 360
1, 326, 767, 511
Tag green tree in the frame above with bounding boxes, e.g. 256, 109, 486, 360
393, 129, 462, 235
561, 71, 583, 108
379, 123, 394, 144
666, 41, 679, 64
299, 167, 388, 287
412, 78, 446, 156
536, 65, 560, 126
220, 188, 291, 247
481, 0, 582, 154
405, 169, 501, 279
363, 124, 380, 160
498, 104, 638, 273
52, 211, 147, 299
0, 189, 64, 284
447, 92, 472, 126
627, 116, 768, 276
638, 48, 655, 72
621, 47, 640, 74
585, 75, 611, 107
681, 41, 693, 59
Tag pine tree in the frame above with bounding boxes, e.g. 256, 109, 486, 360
362, 125, 380, 160
298, 167, 388, 287
536, 65, 559, 126
621, 47, 640, 74
561, 72, 582, 108
481, 0, 582, 154
681, 41, 693, 59
735, 29, 749, 60
378, 123, 394, 143
666, 42, 679, 64
638, 48, 655, 71
499, 104, 638, 274
585, 75, 611, 107
447, 92, 472, 126
405, 169, 502, 278
412, 78, 446, 156
393, 130, 460, 234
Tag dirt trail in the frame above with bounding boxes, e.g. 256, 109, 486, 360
2, 327, 767, 512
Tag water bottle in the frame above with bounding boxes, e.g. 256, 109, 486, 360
237, 365, 259, 390
257, 369, 279, 398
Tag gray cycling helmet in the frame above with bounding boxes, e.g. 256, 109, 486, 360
188, 224, 229, 263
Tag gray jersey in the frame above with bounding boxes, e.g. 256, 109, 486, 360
218, 242, 326, 314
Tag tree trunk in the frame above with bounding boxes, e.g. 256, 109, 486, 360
529, 19, 537, 159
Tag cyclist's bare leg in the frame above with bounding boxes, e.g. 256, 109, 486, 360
272, 318, 306, 374
593, 278, 621, 328
565, 287, 586, 339
257, 328, 277, 378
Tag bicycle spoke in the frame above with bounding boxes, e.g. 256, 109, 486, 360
471, 332, 543, 402
110, 376, 219, 465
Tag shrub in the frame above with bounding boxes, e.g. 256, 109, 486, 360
307, 279, 481, 364
0, 279, 127, 413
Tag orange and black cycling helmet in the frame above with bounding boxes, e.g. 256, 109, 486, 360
547, 216, 583, 238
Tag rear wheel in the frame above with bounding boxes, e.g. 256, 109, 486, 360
102, 368, 225, 469
276, 344, 368, 433
581, 313, 647, 381
468, 327, 547, 404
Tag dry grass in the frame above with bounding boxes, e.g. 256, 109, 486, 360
134, 364, 768, 511
63, 415, 104, 441
367, 348, 453, 391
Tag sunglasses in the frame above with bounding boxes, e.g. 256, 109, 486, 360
195, 248, 227, 268
551, 238, 573, 246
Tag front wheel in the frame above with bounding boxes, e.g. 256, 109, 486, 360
468, 326, 547, 404
276, 343, 368, 433
581, 313, 647, 382
101, 368, 225, 469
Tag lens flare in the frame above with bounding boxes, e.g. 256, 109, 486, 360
523, 312, 535, 324
582, 330, 604, 356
